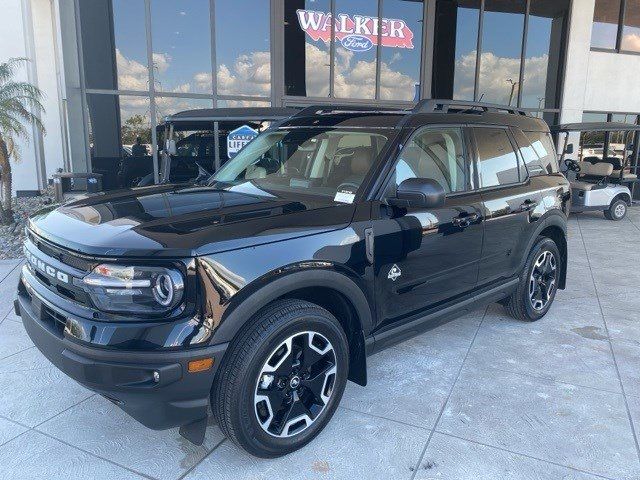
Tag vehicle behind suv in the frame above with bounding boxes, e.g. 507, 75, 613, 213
15, 100, 569, 457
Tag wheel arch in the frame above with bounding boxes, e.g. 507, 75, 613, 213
211, 267, 373, 386
612, 191, 632, 206
523, 213, 568, 289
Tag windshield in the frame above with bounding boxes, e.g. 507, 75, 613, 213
209, 128, 393, 201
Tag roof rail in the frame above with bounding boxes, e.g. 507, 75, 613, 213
292, 104, 407, 117
414, 99, 529, 116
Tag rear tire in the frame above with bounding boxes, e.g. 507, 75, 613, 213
211, 299, 349, 458
604, 198, 627, 221
504, 236, 561, 322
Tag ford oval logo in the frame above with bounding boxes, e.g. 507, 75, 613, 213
340, 34, 373, 52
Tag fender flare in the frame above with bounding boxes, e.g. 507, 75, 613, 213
211, 268, 373, 343
209, 268, 374, 385
520, 211, 568, 287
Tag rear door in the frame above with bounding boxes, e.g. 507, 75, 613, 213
472, 126, 542, 286
373, 126, 484, 331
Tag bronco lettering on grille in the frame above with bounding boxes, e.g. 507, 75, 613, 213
26, 251, 70, 284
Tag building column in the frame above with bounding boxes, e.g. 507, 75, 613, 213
58, 0, 90, 175
559, 0, 595, 124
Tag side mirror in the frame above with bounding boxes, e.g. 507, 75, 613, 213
566, 143, 574, 154
165, 139, 177, 156
388, 178, 446, 210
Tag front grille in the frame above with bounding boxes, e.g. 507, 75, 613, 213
27, 230, 94, 272
41, 303, 68, 337
25, 231, 94, 308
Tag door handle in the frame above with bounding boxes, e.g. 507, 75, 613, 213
518, 200, 539, 212
364, 227, 374, 264
452, 212, 480, 228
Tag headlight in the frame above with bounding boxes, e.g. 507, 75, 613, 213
81, 264, 184, 314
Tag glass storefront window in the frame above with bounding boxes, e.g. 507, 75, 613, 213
215, 0, 271, 97
333, 0, 379, 99
284, 0, 331, 97
112, 0, 148, 91
151, 0, 212, 94
610, 113, 638, 151
452, 0, 480, 100
591, 0, 622, 49
580, 112, 609, 160
217, 100, 271, 108
621, 0, 640, 51
79, 0, 148, 91
154, 97, 214, 124
521, 0, 568, 109
477, 0, 526, 105
379, 0, 424, 101
87, 94, 152, 189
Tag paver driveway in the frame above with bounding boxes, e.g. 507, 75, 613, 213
1, 211, 640, 480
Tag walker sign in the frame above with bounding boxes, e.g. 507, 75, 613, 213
227, 125, 258, 159
296, 10, 415, 52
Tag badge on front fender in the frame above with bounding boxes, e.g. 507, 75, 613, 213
388, 264, 402, 281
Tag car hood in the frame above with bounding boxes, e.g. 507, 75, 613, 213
28, 184, 356, 257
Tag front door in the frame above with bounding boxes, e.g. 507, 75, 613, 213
471, 127, 542, 285
372, 126, 484, 332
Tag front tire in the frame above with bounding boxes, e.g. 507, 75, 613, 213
604, 198, 627, 221
504, 236, 561, 321
211, 299, 349, 458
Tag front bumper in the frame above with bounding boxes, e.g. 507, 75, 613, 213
15, 266, 227, 431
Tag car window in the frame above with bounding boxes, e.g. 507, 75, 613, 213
388, 127, 466, 195
524, 131, 559, 174
212, 128, 394, 200
474, 128, 521, 188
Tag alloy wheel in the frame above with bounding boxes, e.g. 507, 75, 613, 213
528, 250, 557, 311
614, 202, 626, 219
254, 331, 337, 438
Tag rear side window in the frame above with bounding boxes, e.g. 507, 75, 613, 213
473, 128, 521, 188
514, 130, 559, 175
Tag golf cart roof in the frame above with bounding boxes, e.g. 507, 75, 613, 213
550, 122, 640, 133
163, 107, 300, 123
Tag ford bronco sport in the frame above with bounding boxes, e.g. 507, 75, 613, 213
15, 100, 569, 457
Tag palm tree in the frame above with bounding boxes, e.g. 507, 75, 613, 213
0, 58, 45, 224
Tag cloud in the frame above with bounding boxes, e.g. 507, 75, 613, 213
115, 49, 148, 91
301, 43, 418, 101
151, 52, 170, 74
454, 50, 549, 106
622, 33, 640, 51
217, 51, 272, 96
118, 96, 150, 121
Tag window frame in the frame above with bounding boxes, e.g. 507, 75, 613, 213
378, 123, 474, 203
432, 0, 569, 113
470, 124, 529, 192
591, 0, 640, 55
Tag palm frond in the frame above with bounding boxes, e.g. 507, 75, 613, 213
0, 57, 46, 153
0, 58, 29, 84
0, 82, 45, 105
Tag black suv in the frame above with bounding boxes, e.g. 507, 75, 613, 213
15, 100, 569, 457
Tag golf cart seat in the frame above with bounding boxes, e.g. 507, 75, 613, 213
584, 156, 638, 181
577, 160, 613, 180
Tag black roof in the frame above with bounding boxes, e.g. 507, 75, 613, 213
282, 100, 549, 131
161, 101, 552, 132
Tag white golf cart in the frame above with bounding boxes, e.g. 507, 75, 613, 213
551, 122, 640, 221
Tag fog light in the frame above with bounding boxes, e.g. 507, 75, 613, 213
153, 371, 160, 383
188, 358, 214, 373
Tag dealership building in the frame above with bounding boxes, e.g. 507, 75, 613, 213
2, 0, 640, 194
